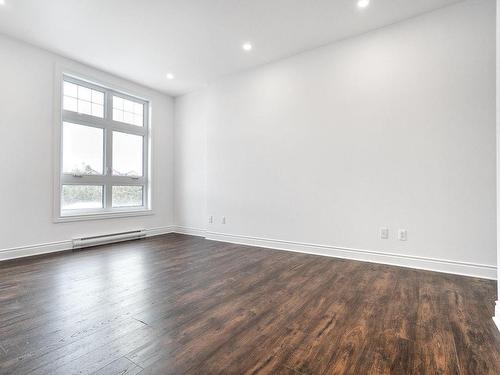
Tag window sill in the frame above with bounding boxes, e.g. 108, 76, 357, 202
54, 209, 154, 223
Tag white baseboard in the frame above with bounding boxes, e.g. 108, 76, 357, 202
205, 231, 497, 280
1, 226, 497, 281
0, 226, 175, 262
0, 240, 74, 262
144, 225, 175, 237
494, 301, 500, 332
170, 225, 207, 237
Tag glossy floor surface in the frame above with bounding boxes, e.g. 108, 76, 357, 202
0, 234, 499, 374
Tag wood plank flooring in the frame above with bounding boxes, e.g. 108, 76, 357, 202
0, 233, 498, 374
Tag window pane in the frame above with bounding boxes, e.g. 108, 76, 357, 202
63, 79, 104, 118
133, 114, 142, 126
63, 122, 103, 175
64, 81, 77, 97
113, 109, 123, 122
113, 96, 124, 110
91, 103, 104, 118
124, 99, 134, 113
62, 185, 103, 210
91, 90, 104, 105
78, 85, 91, 101
112, 131, 143, 176
63, 96, 77, 112
134, 103, 143, 115
123, 111, 134, 124
112, 186, 143, 207
77, 100, 91, 116
112, 95, 144, 126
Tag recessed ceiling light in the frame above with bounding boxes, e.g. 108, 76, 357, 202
0, 0, 5, 5
166, 73, 174, 80
242, 43, 253, 51
357, 0, 370, 9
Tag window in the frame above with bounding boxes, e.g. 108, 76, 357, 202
112, 95, 144, 126
57, 75, 150, 219
63, 81, 104, 118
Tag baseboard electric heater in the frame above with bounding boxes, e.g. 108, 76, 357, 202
72, 230, 146, 249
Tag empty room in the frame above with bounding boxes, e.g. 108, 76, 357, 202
1, 0, 500, 374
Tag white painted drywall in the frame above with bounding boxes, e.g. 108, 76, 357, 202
0, 34, 174, 253
495, 0, 500, 325
174, 0, 496, 269
174, 90, 207, 231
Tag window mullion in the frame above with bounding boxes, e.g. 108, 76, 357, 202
104, 91, 114, 209
143, 105, 149, 209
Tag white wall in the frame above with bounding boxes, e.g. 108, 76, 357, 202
495, 0, 500, 326
0, 34, 174, 257
175, 0, 497, 278
174, 90, 207, 233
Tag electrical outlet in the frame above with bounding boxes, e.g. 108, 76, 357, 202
380, 227, 389, 240
221, 217, 226, 224
208, 216, 213, 224
398, 229, 407, 241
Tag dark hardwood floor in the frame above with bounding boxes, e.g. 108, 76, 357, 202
0, 233, 498, 375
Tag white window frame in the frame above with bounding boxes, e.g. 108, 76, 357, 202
54, 71, 152, 222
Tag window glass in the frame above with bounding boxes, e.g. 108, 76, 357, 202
63, 81, 104, 118
62, 122, 104, 175
112, 131, 143, 177
113, 95, 144, 126
62, 185, 104, 210
112, 186, 144, 207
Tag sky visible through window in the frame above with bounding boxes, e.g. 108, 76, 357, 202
62, 123, 143, 177
63, 122, 103, 175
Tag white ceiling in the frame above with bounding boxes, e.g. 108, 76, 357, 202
0, 0, 462, 96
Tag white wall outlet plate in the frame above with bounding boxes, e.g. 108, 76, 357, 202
221, 217, 226, 224
208, 216, 213, 224
398, 229, 408, 241
380, 227, 389, 240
